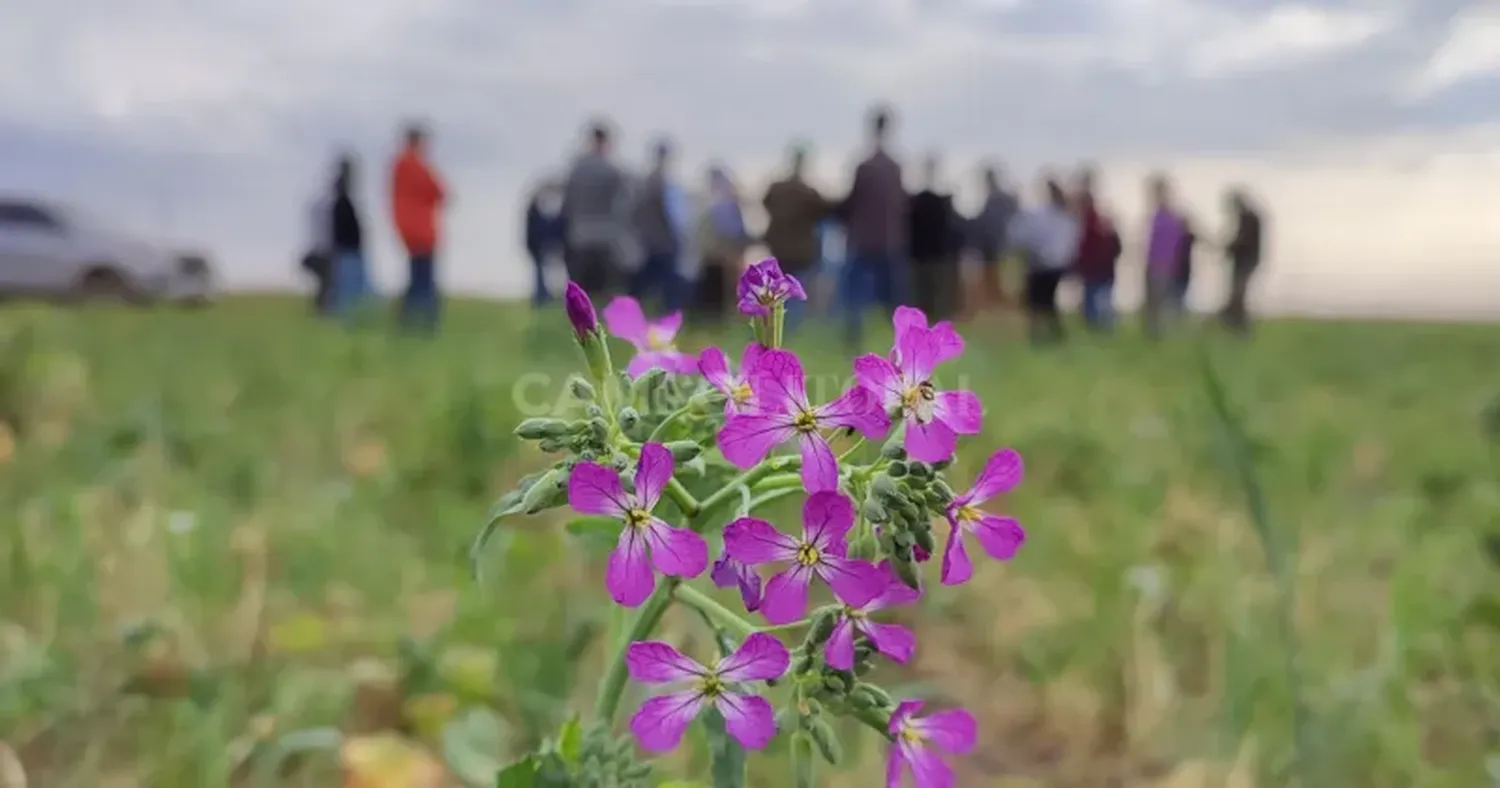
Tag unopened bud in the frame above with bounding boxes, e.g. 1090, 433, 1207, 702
872, 474, 902, 503
892, 556, 922, 590
791, 732, 818, 787
790, 652, 814, 675
628, 367, 668, 400
807, 610, 838, 646
880, 436, 907, 460
847, 533, 878, 561
913, 527, 935, 556
665, 441, 702, 462
521, 467, 569, 514
537, 437, 565, 453
618, 407, 640, 430
854, 683, 894, 708
908, 461, 932, 479
807, 717, 843, 766
932, 457, 953, 471
567, 376, 596, 402
860, 497, 890, 524
886, 460, 908, 478
930, 479, 955, 503
515, 417, 572, 440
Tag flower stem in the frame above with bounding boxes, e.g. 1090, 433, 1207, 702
755, 618, 810, 634
696, 459, 801, 524
594, 582, 677, 724
663, 478, 702, 519
836, 437, 867, 464
674, 584, 757, 639
646, 403, 694, 444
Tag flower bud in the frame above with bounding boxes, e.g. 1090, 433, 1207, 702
586, 417, 609, 443
628, 367, 668, 400
908, 461, 932, 479
847, 533, 878, 561
807, 717, 843, 766
521, 467, 569, 514
886, 460, 909, 478
790, 651, 814, 675
859, 497, 889, 525
567, 375, 596, 402
851, 683, 893, 709
931, 457, 953, 471
665, 441, 702, 462
930, 479, 955, 503
871, 474, 903, 503
790, 732, 818, 787
514, 418, 572, 440
913, 527, 935, 557
877, 530, 897, 556
807, 609, 838, 647
617, 407, 640, 431
880, 435, 907, 460
563, 281, 598, 338
585, 404, 604, 418
821, 675, 847, 695
892, 556, 922, 590
537, 437, 565, 453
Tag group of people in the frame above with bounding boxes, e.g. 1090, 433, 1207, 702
525, 105, 1266, 347
301, 124, 448, 330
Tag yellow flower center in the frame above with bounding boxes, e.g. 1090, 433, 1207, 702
731, 381, 753, 404
646, 328, 673, 351
841, 605, 866, 620
696, 673, 725, 699
792, 409, 819, 433
901, 381, 938, 423
899, 724, 925, 745
796, 542, 821, 567
624, 508, 652, 530
955, 503, 982, 524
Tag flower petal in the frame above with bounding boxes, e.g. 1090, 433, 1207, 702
740, 342, 766, 376
933, 390, 983, 435
894, 318, 942, 381
607, 529, 657, 606
714, 692, 778, 750
748, 349, 808, 410
889, 699, 925, 735
864, 621, 917, 665
715, 632, 791, 683
602, 296, 650, 345
698, 346, 734, 393
723, 517, 801, 565
759, 565, 814, 625
853, 354, 905, 410
626, 641, 707, 683
626, 351, 679, 379
892, 305, 929, 339
939, 522, 973, 587
901, 740, 957, 788
970, 514, 1025, 562
796, 432, 840, 493
817, 556, 886, 608
654, 311, 683, 338
865, 562, 923, 611
711, 554, 764, 612
802, 491, 857, 549
823, 616, 857, 671
969, 448, 1024, 503
717, 412, 797, 470
928, 321, 966, 366
819, 385, 891, 440
905, 417, 958, 464
567, 462, 628, 516
645, 519, 708, 579
629, 690, 707, 752
917, 708, 978, 754
886, 746, 908, 788
634, 443, 675, 510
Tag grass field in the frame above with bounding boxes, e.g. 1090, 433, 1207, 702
1, 296, 1497, 788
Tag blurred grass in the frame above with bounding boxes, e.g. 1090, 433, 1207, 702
0, 295, 1497, 787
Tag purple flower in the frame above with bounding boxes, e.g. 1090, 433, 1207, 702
567, 443, 709, 606
626, 632, 790, 752
563, 281, 599, 339
886, 700, 978, 788
698, 343, 765, 415
710, 553, 763, 612
718, 349, 890, 493
824, 561, 921, 670
602, 296, 698, 378
941, 448, 1025, 586
723, 492, 886, 625
854, 307, 982, 463
737, 257, 807, 317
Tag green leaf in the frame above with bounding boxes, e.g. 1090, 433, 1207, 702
555, 714, 584, 766
702, 708, 747, 788
442, 708, 508, 786
565, 516, 620, 556
470, 470, 548, 581
495, 755, 538, 788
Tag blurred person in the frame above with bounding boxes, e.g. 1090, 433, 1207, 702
1176, 216, 1198, 310
762, 143, 832, 334
839, 104, 909, 350
1220, 187, 1264, 334
692, 165, 751, 322
1008, 175, 1078, 345
1072, 165, 1121, 332
329, 154, 371, 320
907, 153, 963, 321
967, 163, 1019, 314
390, 122, 447, 332
562, 119, 633, 298
523, 179, 567, 306
300, 166, 336, 315
629, 138, 690, 311
812, 217, 847, 317
1142, 173, 1187, 339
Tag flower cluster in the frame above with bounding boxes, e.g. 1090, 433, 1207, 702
496, 261, 1026, 787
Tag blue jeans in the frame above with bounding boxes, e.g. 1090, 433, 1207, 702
629, 251, 684, 312
842, 254, 908, 350
332, 250, 370, 319
401, 253, 440, 331
528, 248, 552, 305
1081, 277, 1115, 331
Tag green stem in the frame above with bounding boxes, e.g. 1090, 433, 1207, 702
696, 459, 800, 524
663, 478, 702, 518
594, 583, 676, 724
674, 584, 757, 639
755, 618, 810, 634
771, 302, 785, 348
852, 706, 896, 741
747, 487, 801, 513
836, 437, 867, 464
646, 404, 694, 444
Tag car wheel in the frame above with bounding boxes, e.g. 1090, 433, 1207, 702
74, 267, 142, 305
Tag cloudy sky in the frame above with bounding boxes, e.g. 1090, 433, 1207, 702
2, 0, 1497, 317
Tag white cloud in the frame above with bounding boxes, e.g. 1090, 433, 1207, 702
1401, 3, 1500, 99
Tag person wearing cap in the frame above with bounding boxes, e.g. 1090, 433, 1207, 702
761, 142, 833, 334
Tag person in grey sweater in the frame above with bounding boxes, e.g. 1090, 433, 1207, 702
562, 120, 633, 297
968, 164, 1019, 312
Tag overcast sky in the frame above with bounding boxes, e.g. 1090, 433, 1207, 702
2, 0, 1497, 317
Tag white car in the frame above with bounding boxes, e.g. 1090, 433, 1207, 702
0, 196, 214, 305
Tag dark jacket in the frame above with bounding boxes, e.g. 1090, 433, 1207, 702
1227, 207, 1263, 270
840, 150, 907, 259
331, 189, 362, 253
1074, 197, 1120, 282
526, 199, 565, 257
907, 189, 960, 264
762, 176, 831, 272
632, 171, 679, 257
1177, 221, 1197, 286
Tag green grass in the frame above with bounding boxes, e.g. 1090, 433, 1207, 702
0, 296, 1496, 788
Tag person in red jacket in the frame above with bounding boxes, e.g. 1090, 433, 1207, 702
390, 123, 447, 331
1071, 166, 1121, 332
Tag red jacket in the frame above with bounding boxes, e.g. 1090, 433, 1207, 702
1074, 198, 1119, 282
390, 147, 446, 255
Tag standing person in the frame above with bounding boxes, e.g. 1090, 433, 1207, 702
562, 120, 632, 298
629, 139, 688, 312
1176, 217, 1197, 311
524, 180, 566, 306
329, 154, 371, 321
839, 105, 909, 350
968, 164, 1019, 314
1142, 174, 1187, 339
1073, 165, 1121, 332
812, 217, 847, 318
301, 168, 335, 315
907, 154, 963, 322
1008, 176, 1079, 345
390, 123, 447, 332
692, 165, 751, 322
762, 143, 832, 333
1220, 188, 1264, 334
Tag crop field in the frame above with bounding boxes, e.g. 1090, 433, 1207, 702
1, 296, 1497, 787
